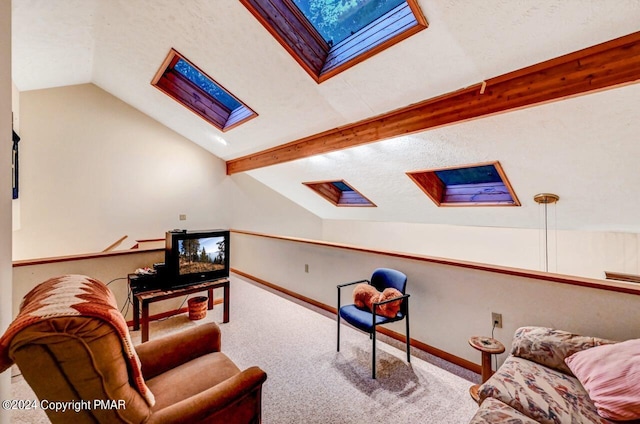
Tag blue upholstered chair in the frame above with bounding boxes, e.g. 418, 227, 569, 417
336, 268, 410, 378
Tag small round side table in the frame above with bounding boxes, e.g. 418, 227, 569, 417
468, 336, 505, 402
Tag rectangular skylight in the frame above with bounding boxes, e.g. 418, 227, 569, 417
151, 49, 257, 132
241, 0, 427, 82
435, 164, 503, 186
291, 0, 405, 46
407, 162, 520, 207
173, 59, 242, 111
304, 180, 376, 207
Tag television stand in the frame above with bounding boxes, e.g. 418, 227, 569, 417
131, 278, 229, 342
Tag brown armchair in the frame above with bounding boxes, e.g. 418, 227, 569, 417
1, 275, 267, 424
137, 323, 266, 423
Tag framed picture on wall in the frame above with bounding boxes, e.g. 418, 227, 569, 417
12, 113, 20, 199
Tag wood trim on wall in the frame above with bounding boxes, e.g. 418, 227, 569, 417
134, 238, 165, 243
230, 229, 640, 296
102, 235, 129, 252
605, 271, 640, 284
12, 247, 164, 268
231, 267, 481, 373
226, 31, 640, 174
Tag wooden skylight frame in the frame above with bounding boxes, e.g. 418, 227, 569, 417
407, 161, 521, 207
151, 49, 257, 132
240, 0, 428, 83
303, 180, 376, 207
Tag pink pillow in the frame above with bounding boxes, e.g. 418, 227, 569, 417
564, 338, 640, 421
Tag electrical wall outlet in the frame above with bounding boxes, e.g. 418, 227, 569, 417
179, 214, 186, 221
491, 312, 503, 328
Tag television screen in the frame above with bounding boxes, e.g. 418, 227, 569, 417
165, 229, 230, 288
178, 236, 226, 276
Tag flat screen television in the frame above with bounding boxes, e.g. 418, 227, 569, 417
165, 229, 230, 288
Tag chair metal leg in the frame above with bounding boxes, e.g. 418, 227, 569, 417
405, 302, 411, 363
372, 328, 377, 379
337, 314, 341, 352
372, 309, 378, 379
337, 287, 341, 352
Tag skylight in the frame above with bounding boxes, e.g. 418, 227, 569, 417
151, 49, 257, 132
406, 162, 520, 207
291, 0, 405, 46
304, 180, 376, 206
173, 59, 242, 111
241, 0, 427, 82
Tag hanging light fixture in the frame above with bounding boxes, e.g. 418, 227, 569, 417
534, 193, 559, 272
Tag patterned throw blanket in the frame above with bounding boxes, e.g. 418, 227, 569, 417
0, 274, 155, 406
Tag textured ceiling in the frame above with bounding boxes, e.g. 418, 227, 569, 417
248, 84, 640, 231
11, 0, 640, 232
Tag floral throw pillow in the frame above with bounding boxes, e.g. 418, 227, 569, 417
510, 326, 615, 375
565, 338, 640, 421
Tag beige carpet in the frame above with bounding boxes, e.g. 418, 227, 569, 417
10, 275, 480, 423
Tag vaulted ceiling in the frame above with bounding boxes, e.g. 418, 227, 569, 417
11, 0, 640, 232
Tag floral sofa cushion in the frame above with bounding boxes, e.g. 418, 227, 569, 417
510, 327, 615, 376
478, 356, 614, 424
470, 397, 539, 424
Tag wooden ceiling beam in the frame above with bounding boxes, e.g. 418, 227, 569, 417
226, 31, 640, 175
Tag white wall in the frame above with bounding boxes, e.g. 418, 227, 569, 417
232, 232, 640, 369
13, 83, 324, 261
13, 82, 631, 282
0, 0, 12, 421
230, 173, 322, 239
322, 220, 640, 280
12, 250, 166, 323
8, 82, 324, 347
13, 84, 232, 259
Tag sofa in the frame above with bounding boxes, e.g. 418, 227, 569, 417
469, 326, 640, 424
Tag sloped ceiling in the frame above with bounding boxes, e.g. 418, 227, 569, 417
11, 0, 640, 232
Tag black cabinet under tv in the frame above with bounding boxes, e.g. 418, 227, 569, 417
128, 272, 165, 294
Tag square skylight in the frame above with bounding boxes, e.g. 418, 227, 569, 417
151, 49, 257, 132
304, 180, 376, 207
407, 162, 520, 207
241, 0, 427, 82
